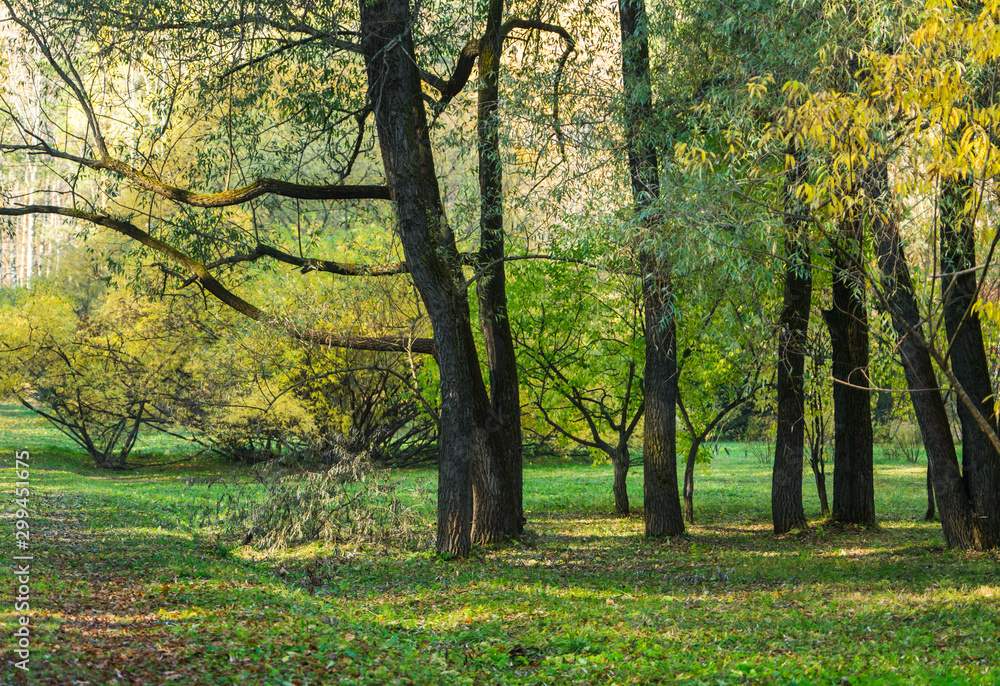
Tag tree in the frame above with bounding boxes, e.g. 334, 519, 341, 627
765, 0, 1000, 548
824, 201, 875, 526
512, 264, 644, 515
0, 292, 210, 469
771, 151, 812, 534
619, 0, 684, 538
675, 263, 771, 525
0, 0, 576, 556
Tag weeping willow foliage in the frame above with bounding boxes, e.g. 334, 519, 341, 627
206, 455, 426, 552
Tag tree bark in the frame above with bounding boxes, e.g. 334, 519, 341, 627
865, 157, 975, 549
824, 214, 875, 526
619, 0, 684, 539
939, 176, 1000, 548
642, 273, 685, 536
611, 447, 631, 516
361, 0, 492, 557
772, 154, 811, 535
472, 0, 524, 544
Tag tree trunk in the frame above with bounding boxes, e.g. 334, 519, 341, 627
683, 439, 699, 525
472, 0, 523, 544
361, 0, 492, 557
809, 416, 830, 517
619, 0, 684, 539
772, 154, 811, 535
865, 157, 975, 549
926, 461, 936, 521
611, 447, 631, 516
824, 216, 875, 526
939, 176, 1000, 549
642, 273, 685, 536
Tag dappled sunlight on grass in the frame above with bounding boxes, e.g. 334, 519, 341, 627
3, 407, 1000, 684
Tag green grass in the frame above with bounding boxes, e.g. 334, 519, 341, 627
1, 405, 997, 685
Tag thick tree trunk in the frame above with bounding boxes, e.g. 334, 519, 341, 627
361, 0, 491, 557
772, 155, 811, 535
472, 0, 523, 544
824, 216, 875, 526
619, 0, 684, 539
611, 447, 631, 516
939, 177, 1000, 548
865, 157, 975, 549
642, 275, 685, 536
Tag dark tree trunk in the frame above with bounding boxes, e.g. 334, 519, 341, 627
864, 157, 975, 549
939, 176, 1000, 549
772, 154, 811, 535
611, 447, 631, 516
361, 0, 490, 557
824, 215, 875, 526
473, 0, 523, 544
619, 0, 684, 539
926, 461, 936, 521
683, 441, 697, 524
642, 276, 684, 536
809, 416, 830, 517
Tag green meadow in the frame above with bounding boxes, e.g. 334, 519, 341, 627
1, 404, 998, 685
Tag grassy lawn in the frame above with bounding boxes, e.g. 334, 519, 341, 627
1, 404, 998, 685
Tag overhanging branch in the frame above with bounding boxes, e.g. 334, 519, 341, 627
0, 204, 435, 355
428, 17, 576, 109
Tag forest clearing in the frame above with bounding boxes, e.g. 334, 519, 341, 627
3, 0, 1000, 683
2, 405, 999, 685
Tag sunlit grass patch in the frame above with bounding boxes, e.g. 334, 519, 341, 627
2, 404, 1000, 684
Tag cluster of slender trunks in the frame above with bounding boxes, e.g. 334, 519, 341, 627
770, 148, 1000, 549
362, 0, 998, 555
357, 0, 688, 556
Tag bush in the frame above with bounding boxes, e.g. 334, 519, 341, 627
0, 293, 211, 469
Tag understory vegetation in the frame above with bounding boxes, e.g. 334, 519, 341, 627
2, 405, 998, 685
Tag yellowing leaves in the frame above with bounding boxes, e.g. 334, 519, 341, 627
673, 142, 717, 174
973, 299, 1000, 328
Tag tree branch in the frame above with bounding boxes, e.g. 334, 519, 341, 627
427, 17, 576, 110
0, 204, 435, 355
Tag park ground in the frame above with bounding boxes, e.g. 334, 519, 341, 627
1, 403, 998, 685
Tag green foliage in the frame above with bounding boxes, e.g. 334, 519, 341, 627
0, 291, 212, 468
206, 457, 423, 552
510, 261, 643, 459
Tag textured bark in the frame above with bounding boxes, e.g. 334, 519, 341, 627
612, 448, 631, 516
361, 0, 492, 557
939, 176, 1000, 548
619, 0, 684, 538
865, 158, 975, 549
824, 216, 875, 526
472, 0, 523, 544
772, 155, 811, 535
642, 280, 684, 536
